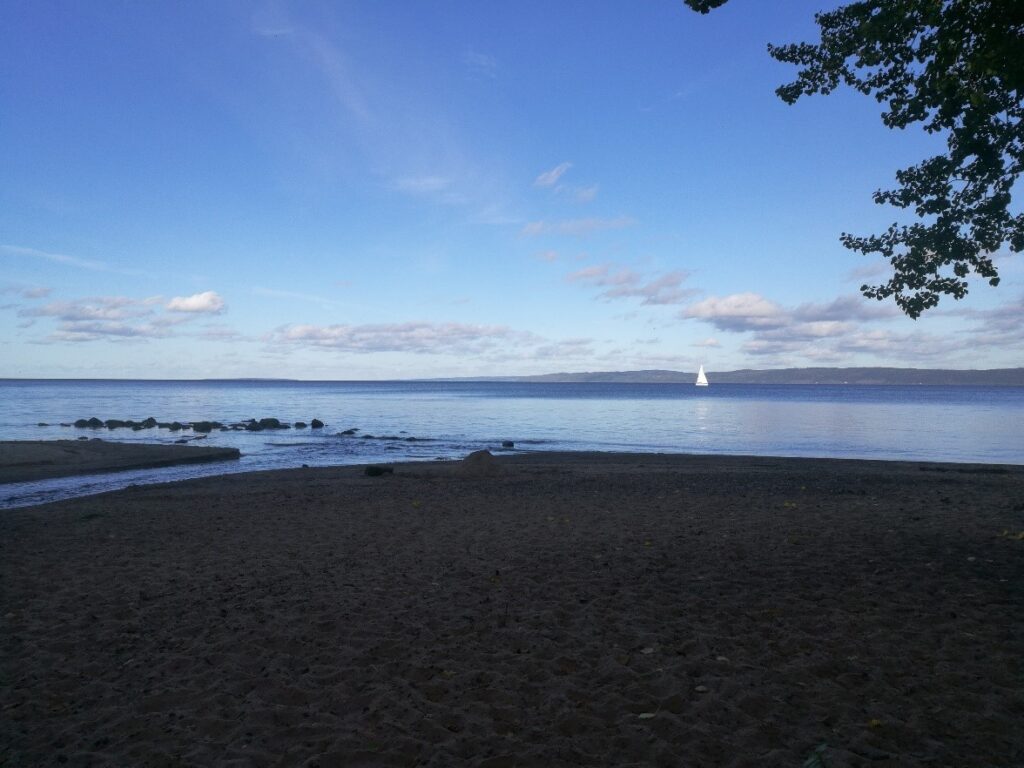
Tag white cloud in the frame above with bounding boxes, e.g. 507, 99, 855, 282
254, 26, 294, 38
251, 286, 340, 308
568, 265, 607, 281
568, 264, 696, 306
16, 296, 187, 342
683, 291, 1024, 365
534, 162, 572, 188
791, 295, 897, 323
740, 327, 967, 363
197, 324, 246, 341
521, 216, 635, 237
47, 321, 174, 343
573, 184, 599, 203
609, 271, 694, 305
394, 176, 452, 194
463, 50, 497, 79
931, 294, 1024, 362
302, 30, 371, 123
251, 6, 294, 37
1, 244, 139, 275
21, 296, 157, 323
845, 261, 892, 283
166, 291, 226, 314
270, 321, 539, 355
392, 175, 470, 207
533, 162, 598, 202
683, 293, 787, 331
977, 297, 1024, 335
266, 320, 605, 364
693, 337, 720, 348
532, 338, 595, 360
0, 283, 51, 299
683, 292, 894, 337
16, 292, 230, 343
474, 204, 521, 226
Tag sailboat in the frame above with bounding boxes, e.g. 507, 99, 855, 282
695, 364, 709, 387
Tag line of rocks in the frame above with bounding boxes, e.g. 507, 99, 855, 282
337, 429, 514, 449
48, 419, 517, 450
56, 417, 325, 433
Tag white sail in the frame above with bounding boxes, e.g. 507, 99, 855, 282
695, 364, 709, 387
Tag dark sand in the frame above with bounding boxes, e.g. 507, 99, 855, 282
0, 440, 241, 484
1, 452, 1022, 766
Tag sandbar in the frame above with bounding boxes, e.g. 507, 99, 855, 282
1, 452, 1022, 765
0, 439, 241, 484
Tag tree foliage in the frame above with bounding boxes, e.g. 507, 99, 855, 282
684, 0, 1024, 317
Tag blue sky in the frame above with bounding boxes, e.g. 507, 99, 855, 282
1, 0, 1021, 378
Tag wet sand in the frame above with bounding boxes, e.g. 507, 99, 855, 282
0, 440, 241, 484
1, 452, 1022, 766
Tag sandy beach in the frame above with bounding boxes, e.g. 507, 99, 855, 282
1, 451, 1022, 766
0, 440, 240, 484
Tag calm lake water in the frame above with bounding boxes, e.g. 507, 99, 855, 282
1, 379, 1021, 508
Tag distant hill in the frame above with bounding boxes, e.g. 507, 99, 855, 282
434, 367, 1024, 386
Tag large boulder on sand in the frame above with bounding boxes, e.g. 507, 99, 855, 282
459, 449, 500, 476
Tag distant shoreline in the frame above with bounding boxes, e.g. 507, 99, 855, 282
2, 366, 1023, 386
